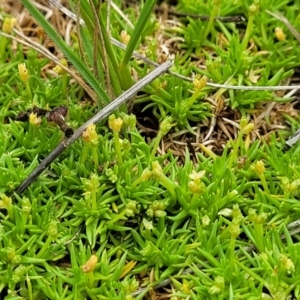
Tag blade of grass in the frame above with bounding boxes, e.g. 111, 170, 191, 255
119, 0, 156, 89
21, 0, 110, 105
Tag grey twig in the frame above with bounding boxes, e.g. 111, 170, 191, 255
15, 61, 172, 195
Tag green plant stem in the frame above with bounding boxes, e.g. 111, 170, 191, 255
25, 81, 33, 101
87, 272, 95, 289
21, 215, 28, 235
228, 131, 243, 168
158, 174, 176, 203
27, 275, 33, 300
0, 36, 8, 63
91, 189, 97, 211
7, 206, 14, 222
227, 235, 236, 281
91, 146, 99, 169
201, 3, 220, 45
151, 132, 163, 159
253, 223, 264, 253
80, 144, 89, 165
61, 73, 68, 99
241, 14, 255, 51
258, 174, 270, 194
113, 131, 123, 167
185, 90, 201, 109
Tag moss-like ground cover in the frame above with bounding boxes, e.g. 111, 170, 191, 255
1, 0, 300, 299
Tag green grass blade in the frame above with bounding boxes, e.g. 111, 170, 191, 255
21, 0, 110, 105
121, 0, 156, 66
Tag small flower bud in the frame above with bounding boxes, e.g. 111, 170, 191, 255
29, 113, 41, 127
122, 139, 131, 151
120, 30, 131, 44
125, 200, 139, 217
188, 181, 205, 194
2, 17, 17, 33
241, 123, 254, 135
208, 276, 224, 295
218, 208, 233, 217
254, 160, 265, 175
22, 198, 31, 215
280, 177, 290, 192
53, 58, 68, 75
202, 215, 210, 227
152, 161, 163, 179
0, 195, 12, 209
229, 223, 241, 238
159, 116, 174, 136
189, 170, 206, 182
249, 2, 259, 16
288, 179, 300, 194
109, 115, 123, 133
14, 265, 26, 277
6, 247, 16, 262
83, 173, 100, 193
193, 76, 207, 91
12, 255, 21, 264
82, 255, 98, 273
279, 254, 295, 274
140, 168, 152, 181
121, 113, 137, 128
142, 218, 153, 230
275, 27, 286, 41
240, 116, 249, 129
248, 208, 257, 222
82, 124, 98, 145
18, 63, 29, 82
153, 210, 166, 218
48, 220, 58, 239
256, 212, 267, 224
105, 168, 118, 183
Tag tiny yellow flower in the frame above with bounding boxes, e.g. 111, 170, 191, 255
53, 58, 68, 75
29, 113, 41, 127
193, 76, 207, 91
82, 124, 98, 145
0, 195, 12, 209
189, 170, 206, 181
120, 30, 130, 45
249, 2, 259, 16
254, 160, 265, 175
152, 161, 163, 179
18, 63, 29, 82
141, 168, 152, 181
108, 115, 123, 133
2, 17, 17, 33
275, 27, 286, 41
241, 123, 254, 135
279, 254, 295, 274
82, 255, 98, 273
